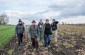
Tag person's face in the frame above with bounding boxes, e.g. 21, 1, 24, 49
46, 20, 49, 24
19, 22, 22, 24
53, 19, 55, 22
40, 19, 42, 22
32, 22, 36, 25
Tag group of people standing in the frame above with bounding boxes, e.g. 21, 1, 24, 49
15, 19, 59, 50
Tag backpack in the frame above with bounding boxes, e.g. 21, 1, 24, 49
52, 22, 57, 31
38, 22, 43, 31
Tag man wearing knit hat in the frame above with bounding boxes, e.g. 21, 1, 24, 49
15, 19, 25, 49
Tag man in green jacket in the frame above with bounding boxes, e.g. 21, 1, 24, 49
29, 20, 39, 49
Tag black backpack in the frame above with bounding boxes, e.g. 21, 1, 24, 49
38, 22, 43, 31
52, 22, 57, 31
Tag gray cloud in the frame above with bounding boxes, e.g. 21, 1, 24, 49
30, 0, 85, 20
48, 0, 85, 18
33, 10, 49, 15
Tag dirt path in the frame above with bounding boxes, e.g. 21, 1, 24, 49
4, 33, 58, 55
3, 31, 58, 55
2, 25, 85, 55
2, 25, 58, 55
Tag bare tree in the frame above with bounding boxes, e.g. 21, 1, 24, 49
0, 14, 9, 25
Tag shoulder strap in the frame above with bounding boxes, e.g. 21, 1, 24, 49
43, 23, 46, 30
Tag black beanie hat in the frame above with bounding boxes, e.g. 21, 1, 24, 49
19, 19, 22, 22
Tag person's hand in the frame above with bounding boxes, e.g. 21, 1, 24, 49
23, 33, 24, 35
16, 34, 17, 37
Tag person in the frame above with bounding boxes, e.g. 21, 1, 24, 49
22, 22, 27, 43
29, 20, 39, 49
44, 19, 52, 48
51, 19, 59, 31
15, 19, 25, 49
38, 19, 43, 42
51, 19, 59, 45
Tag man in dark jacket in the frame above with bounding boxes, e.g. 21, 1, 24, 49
44, 19, 52, 48
15, 19, 25, 48
51, 19, 59, 45
51, 19, 59, 31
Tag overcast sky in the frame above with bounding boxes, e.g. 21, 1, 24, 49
0, 0, 85, 25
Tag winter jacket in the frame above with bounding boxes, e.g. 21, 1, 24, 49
38, 22, 43, 32
16, 24, 25, 34
29, 25, 38, 38
44, 23, 52, 35
52, 21, 59, 31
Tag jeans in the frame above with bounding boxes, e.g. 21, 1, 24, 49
44, 35, 52, 47
17, 34, 23, 46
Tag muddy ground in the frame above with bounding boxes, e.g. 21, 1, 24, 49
1, 25, 85, 55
